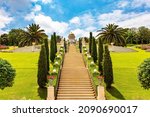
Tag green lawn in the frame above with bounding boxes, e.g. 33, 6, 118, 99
0, 52, 47, 100
106, 48, 150, 100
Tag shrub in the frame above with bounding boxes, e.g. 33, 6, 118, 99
138, 58, 150, 89
103, 45, 114, 89
37, 45, 48, 88
0, 58, 16, 90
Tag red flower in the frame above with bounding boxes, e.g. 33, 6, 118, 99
97, 76, 104, 79
47, 75, 55, 79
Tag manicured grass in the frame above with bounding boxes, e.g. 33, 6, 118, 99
0, 52, 47, 100
107, 48, 150, 100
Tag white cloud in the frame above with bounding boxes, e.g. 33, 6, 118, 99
118, 1, 129, 8
33, 14, 68, 35
42, 0, 53, 4
69, 16, 80, 25
0, 8, 13, 29
98, 10, 150, 28
31, 0, 53, 4
33, 5, 41, 12
25, 4, 41, 21
131, 0, 150, 7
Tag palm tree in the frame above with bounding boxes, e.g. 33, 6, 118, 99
20, 23, 47, 46
97, 24, 126, 46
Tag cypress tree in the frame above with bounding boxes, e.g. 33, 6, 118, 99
50, 35, 55, 63
103, 45, 114, 89
79, 38, 82, 53
89, 32, 92, 54
37, 45, 48, 88
98, 37, 103, 75
91, 37, 97, 63
53, 32, 57, 54
64, 38, 67, 53
44, 38, 50, 72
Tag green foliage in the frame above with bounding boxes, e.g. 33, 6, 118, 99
98, 37, 103, 74
89, 32, 92, 54
103, 45, 114, 88
91, 37, 97, 63
37, 45, 48, 88
8, 29, 26, 46
0, 58, 16, 90
44, 38, 50, 72
97, 24, 126, 46
79, 38, 82, 53
20, 23, 47, 46
53, 32, 57, 53
138, 58, 150, 89
64, 38, 67, 53
0, 34, 9, 45
50, 35, 55, 63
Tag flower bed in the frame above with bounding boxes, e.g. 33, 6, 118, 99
82, 45, 102, 96
48, 45, 65, 97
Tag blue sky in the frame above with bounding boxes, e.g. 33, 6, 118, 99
1, 0, 150, 38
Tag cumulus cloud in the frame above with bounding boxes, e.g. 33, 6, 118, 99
98, 10, 150, 28
118, 1, 129, 8
33, 5, 41, 12
131, 0, 150, 8
69, 17, 81, 25
25, 4, 42, 21
33, 14, 68, 35
0, 8, 13, 29
31, 0, 53, 4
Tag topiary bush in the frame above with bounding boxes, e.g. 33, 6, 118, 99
138, 58, 150, 89
0, 58, 16, 90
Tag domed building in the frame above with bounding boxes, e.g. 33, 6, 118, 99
68, 32, 76, 44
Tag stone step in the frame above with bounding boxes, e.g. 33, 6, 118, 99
57, 94, 95, 96
57, 96, 96, 100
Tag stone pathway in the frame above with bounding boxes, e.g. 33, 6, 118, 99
56, 44, 96, 100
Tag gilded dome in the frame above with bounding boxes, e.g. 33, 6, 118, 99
68, 32, 75, 39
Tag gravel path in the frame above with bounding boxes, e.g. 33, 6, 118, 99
109, 46, 137, 52
13, 46, 40, 52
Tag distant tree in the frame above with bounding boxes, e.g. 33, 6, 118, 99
64, 38, 67, 53
0, 34, 9, 45
56, 35, 62, 43
97, 24, 126, 46
44, 38, 50, 72
20, 23, 47, 46
91, 37, 97, 63
103, 45, 114, 89
89, 32, 92, 54
50, 35, 55, 63
138, 26, 150, 44
8, 29, 26, 46
84, 37, 89, 43
138, 58, 150, 90
125, 28, 138, 44
79, 38, 82, 53
37, 45, 48, 88
0, 58, 16, 90
98, 37, 103, 75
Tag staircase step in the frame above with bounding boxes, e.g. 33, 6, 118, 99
57, 94, 95, 96
57, 96, 96, 100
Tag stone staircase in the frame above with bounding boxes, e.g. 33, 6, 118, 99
56, 45, 96, 100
